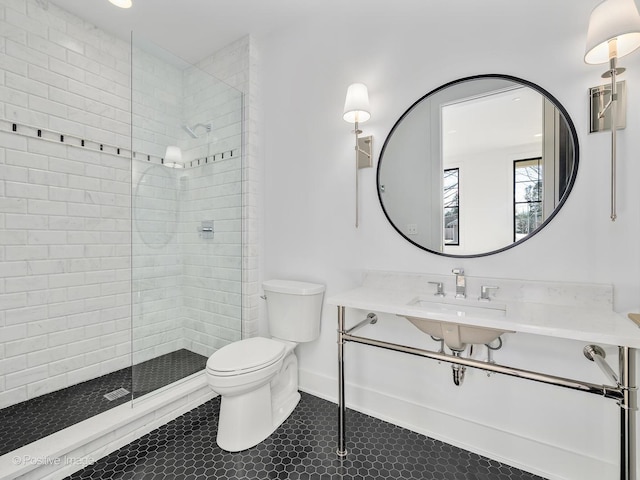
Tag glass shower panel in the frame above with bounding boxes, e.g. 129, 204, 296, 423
131, 35, 243, 400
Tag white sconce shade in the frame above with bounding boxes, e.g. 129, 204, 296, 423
164, 145, 184, 168
343, 83, 371, 123
108, 0, 132, 8
585, 0, 640, 64
164, 145, 182, 163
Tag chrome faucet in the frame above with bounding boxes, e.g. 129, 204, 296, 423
452, 268, 465, 298
428, 281, 445, 297
479, 285, 499, 302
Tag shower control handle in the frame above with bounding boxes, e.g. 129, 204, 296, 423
198, 220, 214, 239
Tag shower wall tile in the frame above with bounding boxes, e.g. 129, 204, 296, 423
1, 323, 26, 342
176, 49, 245, 357
5, 335, 47, 358
0, 351, 26, 372
27, 344, 68, 367
0, 0, 134, 407
26, 373, 67, 398
0, 293, 20, 311
131, 149, 184, 367
0, 388, 26, 410
5, 365, 48, 389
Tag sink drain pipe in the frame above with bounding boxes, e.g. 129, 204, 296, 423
450, 350, 466, 386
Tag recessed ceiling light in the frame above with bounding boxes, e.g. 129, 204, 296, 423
108, 0, 132, 8
512, 97, 521, 102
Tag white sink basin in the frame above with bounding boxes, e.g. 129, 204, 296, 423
402, 296, 512, 350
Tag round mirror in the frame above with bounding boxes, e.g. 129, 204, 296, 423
377, 74, 579, 257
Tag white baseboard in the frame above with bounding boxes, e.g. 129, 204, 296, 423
299, 368, 616, 480
0, 373, 217, 480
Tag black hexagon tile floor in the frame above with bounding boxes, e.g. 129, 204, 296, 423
67, 392, 547, 480
0, 349, 206, 456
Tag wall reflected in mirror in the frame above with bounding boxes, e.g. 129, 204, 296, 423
378, 75, 578, 257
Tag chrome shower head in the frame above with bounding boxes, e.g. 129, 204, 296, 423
182, 124, 198, 139
182, 123, 212, 139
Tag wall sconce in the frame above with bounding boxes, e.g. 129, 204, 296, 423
585, 0, 640, 221
343, 83, 373, 228
164, 145, 184, 168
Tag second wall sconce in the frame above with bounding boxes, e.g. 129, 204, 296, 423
585, 0, 640, 221
164, 145, 185, 169
343, 83, 373, 228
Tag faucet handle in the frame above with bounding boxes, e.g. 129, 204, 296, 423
479, 285, 499, 302
452, 268, 464, 275
428, 281, 445, 297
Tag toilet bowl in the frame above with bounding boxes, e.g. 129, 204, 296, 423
206, 279, 324, 452
207, 337, 300, 452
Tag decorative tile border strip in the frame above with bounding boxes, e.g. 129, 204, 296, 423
0, 119, 240, 169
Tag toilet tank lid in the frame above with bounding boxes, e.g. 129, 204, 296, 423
263, 279, 325, 295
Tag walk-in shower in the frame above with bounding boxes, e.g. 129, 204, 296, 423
131, 36, 244, 399
0, 25, 243, 465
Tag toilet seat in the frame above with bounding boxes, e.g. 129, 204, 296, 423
207, 337, 286, 377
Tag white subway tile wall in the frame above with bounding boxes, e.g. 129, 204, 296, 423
0, 0, 258, 409
196, 36, 260, 339
179, 158, 243, 356
130, 37, 244, 366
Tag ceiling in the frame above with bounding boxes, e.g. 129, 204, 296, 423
48, 1, 597, 67
49, 0, 498, 65
442, 86, 543, 159
49, 0, 316, 64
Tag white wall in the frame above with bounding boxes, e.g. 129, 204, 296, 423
259, 1, 640, 478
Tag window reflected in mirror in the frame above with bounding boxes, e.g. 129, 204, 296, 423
443, 168, 459, 246
513, 158, 543, 242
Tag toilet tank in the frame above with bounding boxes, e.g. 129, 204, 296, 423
263, 279, 325, 343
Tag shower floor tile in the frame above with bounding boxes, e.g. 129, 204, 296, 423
67, 392, 546, 480
0, 349, 207, 456
131, 349, 207, 399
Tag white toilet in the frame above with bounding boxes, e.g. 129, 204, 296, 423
206, 279, 325, 452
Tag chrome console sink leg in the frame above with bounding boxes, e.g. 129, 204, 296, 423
619, 346, 637, 480
337, 306, 347, 457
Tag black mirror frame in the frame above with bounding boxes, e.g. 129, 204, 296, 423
377, 74, 580, 258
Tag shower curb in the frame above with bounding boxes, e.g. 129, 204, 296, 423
0, 374, 216, 480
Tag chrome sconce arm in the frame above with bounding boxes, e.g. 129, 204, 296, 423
604, 55, 620, 222
584, 0, 640, 221
343, 83, 374, 228
353, 121, 373, 164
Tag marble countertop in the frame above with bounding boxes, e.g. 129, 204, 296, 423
327, 286, 640, 348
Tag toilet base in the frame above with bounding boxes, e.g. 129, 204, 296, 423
215, 352, 300, 452
217, 383, 273, 452
272, 390, 300, 431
